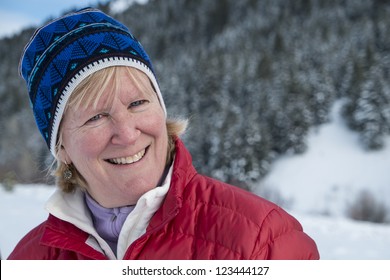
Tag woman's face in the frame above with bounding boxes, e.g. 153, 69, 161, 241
59, 68, 168, 208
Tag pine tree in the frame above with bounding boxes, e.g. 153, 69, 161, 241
353, 67, 388, 150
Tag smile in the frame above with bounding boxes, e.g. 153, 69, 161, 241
107, 148, 146, 165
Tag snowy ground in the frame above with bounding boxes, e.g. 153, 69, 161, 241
1, 101, 390, 259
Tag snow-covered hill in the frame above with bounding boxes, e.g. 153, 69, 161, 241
255, 100, 390, 217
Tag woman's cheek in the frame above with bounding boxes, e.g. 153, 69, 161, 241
143, 109, 166, 135
75, 126, 112, 155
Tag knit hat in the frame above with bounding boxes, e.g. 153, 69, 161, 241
19, 8, 166, 157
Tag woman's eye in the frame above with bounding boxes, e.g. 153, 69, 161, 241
130, 100, 148, 108
88, 114, 105, 122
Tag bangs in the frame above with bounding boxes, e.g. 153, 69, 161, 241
66, 66, 157, 112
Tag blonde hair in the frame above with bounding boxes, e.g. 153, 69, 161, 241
54, 66, 187, 193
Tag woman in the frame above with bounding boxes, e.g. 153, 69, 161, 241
9, 8, 319, 260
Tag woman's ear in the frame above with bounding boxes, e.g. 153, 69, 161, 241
58, 145, 71, 165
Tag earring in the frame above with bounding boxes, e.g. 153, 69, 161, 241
63, 161, 73, 181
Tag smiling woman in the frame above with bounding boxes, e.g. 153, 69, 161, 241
57, 67, 170, 207
55, 66, 184, 197
8, 8, 319, 260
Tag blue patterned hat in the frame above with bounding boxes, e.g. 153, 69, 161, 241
20, 8, 166, 157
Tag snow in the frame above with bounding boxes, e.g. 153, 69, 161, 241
1, 101, 390, 260
294, 213, 390, 259
110, 0, 149, 14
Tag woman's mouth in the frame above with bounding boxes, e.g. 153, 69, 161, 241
106, 148, 146, 165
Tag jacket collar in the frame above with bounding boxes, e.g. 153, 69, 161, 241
43, 188, 113, 258
146, 138, 197, 230
41, 214, 107, 259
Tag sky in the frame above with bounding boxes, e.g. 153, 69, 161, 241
0, 0, 110, 38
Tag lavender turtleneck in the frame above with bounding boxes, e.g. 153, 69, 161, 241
85, 193, 135, 255
84, 165, 172, 256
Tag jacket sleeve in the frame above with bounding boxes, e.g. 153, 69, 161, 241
252, 208, 320, 260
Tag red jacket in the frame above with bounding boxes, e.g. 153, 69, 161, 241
8, 139, 319, 260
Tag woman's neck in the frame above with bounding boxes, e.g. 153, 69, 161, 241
85, 193, 135, 255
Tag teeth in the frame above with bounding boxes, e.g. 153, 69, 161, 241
108, 149, 146, 165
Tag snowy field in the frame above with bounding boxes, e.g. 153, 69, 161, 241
1, 101, 390, 259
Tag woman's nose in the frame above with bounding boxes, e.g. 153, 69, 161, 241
111, 114, 141, 146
